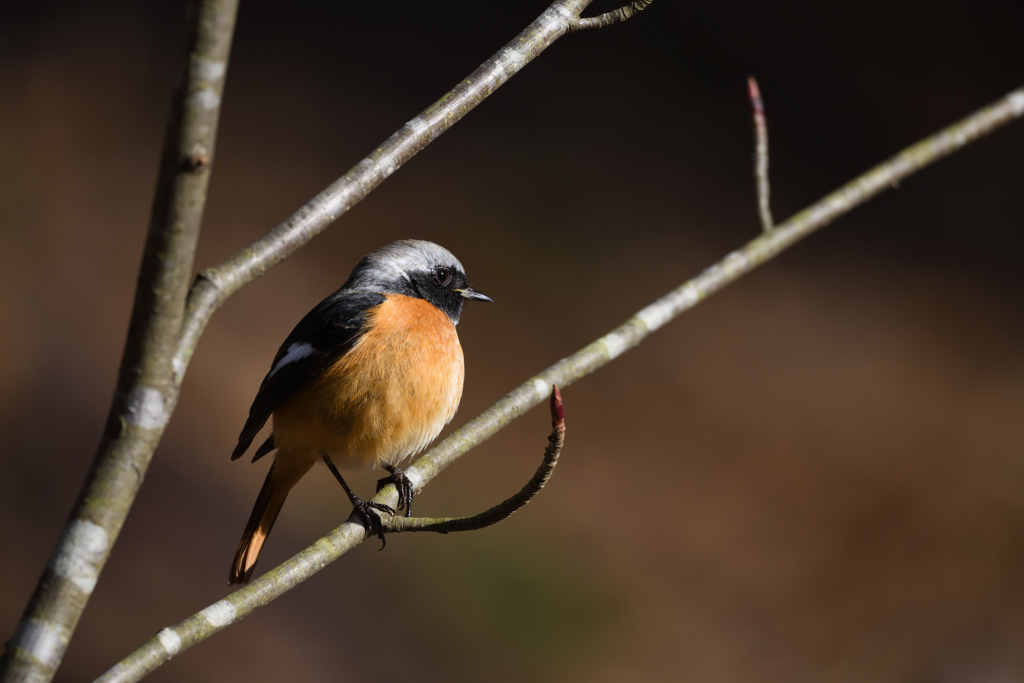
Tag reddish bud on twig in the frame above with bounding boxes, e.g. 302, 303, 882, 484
550, 385, 564, 425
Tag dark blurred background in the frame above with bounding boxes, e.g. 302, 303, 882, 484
3, 1, 1024, 681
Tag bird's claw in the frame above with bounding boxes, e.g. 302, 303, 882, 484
351, 497, 394, 549
377, 465, 416, 517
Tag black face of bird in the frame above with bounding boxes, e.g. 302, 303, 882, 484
346, 240, 492, 324
409, 263, 492, 325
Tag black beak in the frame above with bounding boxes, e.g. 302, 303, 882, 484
457, 288, 493, 303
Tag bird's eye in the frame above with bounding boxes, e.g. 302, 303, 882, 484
434, 267, 452, 286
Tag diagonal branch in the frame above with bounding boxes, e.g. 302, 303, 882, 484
748, 76, 774, 232
0, 3, 239, 682
388, 387, 565, 535
170, 0, 608, 390
96, 84, 1024, 682
394, 85, 1024, 499
569, 0, 654, 32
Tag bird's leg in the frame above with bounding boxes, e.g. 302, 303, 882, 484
377, 463, 415, 517
322, 453, 394, 547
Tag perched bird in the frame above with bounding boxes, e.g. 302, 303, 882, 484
228, 240, 491, 584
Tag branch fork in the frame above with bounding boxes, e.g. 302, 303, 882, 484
569, 0, 654, 32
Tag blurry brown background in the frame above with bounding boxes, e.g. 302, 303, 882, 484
3, 1, 1024, 681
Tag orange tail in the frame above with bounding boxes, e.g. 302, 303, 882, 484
230, 458, 310, 584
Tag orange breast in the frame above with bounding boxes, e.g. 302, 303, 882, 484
271, 294, 465, 469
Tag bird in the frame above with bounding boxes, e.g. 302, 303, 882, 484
228, 240, 492, 584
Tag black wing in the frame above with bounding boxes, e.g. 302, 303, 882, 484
230, 290, 385, 461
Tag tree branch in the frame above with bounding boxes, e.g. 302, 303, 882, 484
96, 84, 1024, 682
388, 387, 565, 535
0, 3, 238, 682
171, 0, 606, 389
748, 76, 774, 232
403, 93, 1024, 488
569, 0, 654, 32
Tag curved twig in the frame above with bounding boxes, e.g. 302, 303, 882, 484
748, 76, 774, 232
389, 387, 565, 535
96, 388, 564, 683
569, 0, 654, 32
96, 84, 1024, 682
0, 3, 239, 682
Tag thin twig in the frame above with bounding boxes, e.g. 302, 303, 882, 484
569, 0, 654, 32
0, 3, 238, 682
96, 85, 1024, 683
389, 387, 565, 535
749, 76, 774, 232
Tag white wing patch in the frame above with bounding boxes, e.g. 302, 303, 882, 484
267, 342, 315, 379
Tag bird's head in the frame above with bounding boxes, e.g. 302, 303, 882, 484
345, 239, 492, 324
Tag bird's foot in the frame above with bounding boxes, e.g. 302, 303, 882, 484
322, 453, 394, 548
350, 495, 395, 549
377, 464, 415, 517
